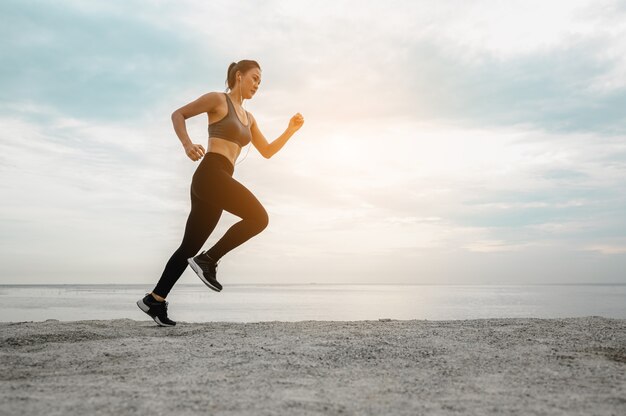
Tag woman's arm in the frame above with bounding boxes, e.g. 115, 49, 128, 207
171, 92, 220, 160
249, 112, 304, 159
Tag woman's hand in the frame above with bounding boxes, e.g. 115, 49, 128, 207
288, 113, 304, 133
184, 142, 206, 161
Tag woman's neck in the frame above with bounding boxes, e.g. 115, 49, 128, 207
228, 91, 244, 106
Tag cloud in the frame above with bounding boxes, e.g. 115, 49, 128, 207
0, 0, 224, 121
582, 243, 626, 254
1, 0, 625, 284
3, 0, 626, 133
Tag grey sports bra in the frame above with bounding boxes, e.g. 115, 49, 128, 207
208, 93, 252, 147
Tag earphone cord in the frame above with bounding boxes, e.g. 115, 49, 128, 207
221, 87, 251, 167
235, 142, 251, 166
234, 79, 251, 166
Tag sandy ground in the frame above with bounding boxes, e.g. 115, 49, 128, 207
1, 316, 624, 415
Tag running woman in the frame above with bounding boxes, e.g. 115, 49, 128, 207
137, 60, 304, 326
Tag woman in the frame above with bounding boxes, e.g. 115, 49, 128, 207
137, 59, 304, 327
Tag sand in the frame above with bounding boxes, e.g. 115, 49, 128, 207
1, 316, 624, 415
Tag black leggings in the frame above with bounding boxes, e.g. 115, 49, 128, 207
152, 152, 269, 298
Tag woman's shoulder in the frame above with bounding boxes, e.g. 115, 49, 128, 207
206, 91, 227, 99
200, 91, 228, 102
195, 91, 227, 114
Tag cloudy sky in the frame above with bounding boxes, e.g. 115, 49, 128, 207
1, 0, 625, 285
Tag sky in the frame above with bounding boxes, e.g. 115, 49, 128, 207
1, 0, 625, 285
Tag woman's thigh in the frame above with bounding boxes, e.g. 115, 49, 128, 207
192, 169, 267, 222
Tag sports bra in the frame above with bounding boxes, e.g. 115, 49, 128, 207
208, 93, 252, 147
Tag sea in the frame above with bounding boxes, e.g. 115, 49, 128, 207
1, 284, 624, 323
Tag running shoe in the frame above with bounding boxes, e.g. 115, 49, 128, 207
187, 252, 222, 292
136, 293, 176, 327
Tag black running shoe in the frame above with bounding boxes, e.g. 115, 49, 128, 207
136, 293, 176, 327
187, 252, 222, 292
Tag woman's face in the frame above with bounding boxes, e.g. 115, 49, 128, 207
238, 68, 262, 99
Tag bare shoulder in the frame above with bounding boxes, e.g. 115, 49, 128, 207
175, 91, 225, 119
196, 91, 226, 114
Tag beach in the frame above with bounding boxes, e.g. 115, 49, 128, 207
1, 316, 624, 415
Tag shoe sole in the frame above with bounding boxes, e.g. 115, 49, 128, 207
187, 257, 222, 292
136, 299, 176, 327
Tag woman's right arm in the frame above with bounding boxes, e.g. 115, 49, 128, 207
171, 92, 219, 161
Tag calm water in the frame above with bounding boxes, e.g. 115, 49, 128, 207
0, 284, 624, 323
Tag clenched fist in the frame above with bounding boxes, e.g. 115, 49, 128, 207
184, 143, 206, 161
288, 113, 304, 132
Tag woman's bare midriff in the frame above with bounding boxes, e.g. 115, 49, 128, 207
207, 137, 241, 168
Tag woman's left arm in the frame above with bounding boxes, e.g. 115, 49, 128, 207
250, 113, 304, 159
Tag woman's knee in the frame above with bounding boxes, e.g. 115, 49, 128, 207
251, 208, 269, 233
